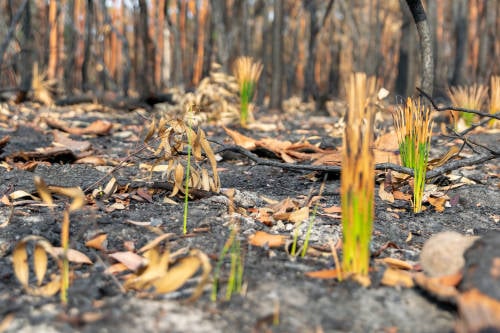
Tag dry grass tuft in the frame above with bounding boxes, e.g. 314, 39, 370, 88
448, 84, 488, 127
31, 63, 57, 105
489, 76, 500, 128
232, 57, 263, 127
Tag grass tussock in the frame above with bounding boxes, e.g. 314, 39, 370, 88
489, 76, 500, 128
448, 84, 488, 127
341, 72, 377, 277
233, 57, 263, 127
393, 97, 433, 213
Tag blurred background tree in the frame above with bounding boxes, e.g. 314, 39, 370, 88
0, 0, 498, 109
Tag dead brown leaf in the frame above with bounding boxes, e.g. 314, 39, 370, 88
248, 231, 287, 248
85, 234, 108, 251
380, 267, 414, 288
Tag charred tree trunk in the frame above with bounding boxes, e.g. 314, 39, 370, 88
270, 0, 284, 110
0, 0, 29, 72
17, 0, 33, 102
302, 1, 319, 103
450, 0, 469, 86
64, 0, 77, 92
404, 0, 434, 96
212, 0, 229, 71
138, 0, 155, 96
477, 0, 496, 81
395, 1, 418, 97
82, 0, 93, 91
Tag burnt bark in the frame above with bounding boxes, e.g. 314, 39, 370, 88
138, 0, 155, 96
450, 0, 468, 86
395, 3, 418, 97
212, 0, 229, 71
18, 0, 33, 101
270, 0, 284, 110
0, 0, 29, 71
82, 0, 93, 91
405, 0, 434, 96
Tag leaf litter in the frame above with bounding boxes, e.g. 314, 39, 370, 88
0, 97, 499, 332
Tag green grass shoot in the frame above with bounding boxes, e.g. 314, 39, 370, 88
394, 97, 433, 213
301, 175, 327, 258
233, 57, 263, 127
211, 225, 243, 301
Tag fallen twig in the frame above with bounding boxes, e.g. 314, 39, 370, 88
216, 145, 498, 179
417, 87, 500, 120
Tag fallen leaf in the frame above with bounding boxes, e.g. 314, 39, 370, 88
380, 267, 414, 288
85, 234, 108, 251
152, 256, 201, 293
48, 186, 86, 212
109, 251, 145, 271
52, 130, 92, 151
288, 206, 309, 224
305, 269, 341, 279
323, 205, 342, 214
34, 176, 53, 207
377, 257, 413, 270
75, 156, 107, 166
52, 248, 93, 264
378, 183, 395, 203
427, 196, 447, 212
223, 126, 257, 150
9, 190, 39, 201
12, 236, 62, 297
456, 289, 500, 333
393, 190, 412, 201
138, 233, 176, 253
248, 231, 287, 248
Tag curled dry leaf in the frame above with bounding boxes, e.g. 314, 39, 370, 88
123, 247, 211, 298
12, 236, 62, 297
51, 247, 93, 264
108, 251, 146, 271
138, 233, 176, 253
48, 186, 86, 212
34, 176, 53, 207
124, 248, 171, 290
152, 256, 201, 293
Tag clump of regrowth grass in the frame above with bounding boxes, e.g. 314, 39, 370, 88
341, 72, 377, 278
489, 76, 500, 128
233, 57, 263, 127
393, 97, 433, 213
448, 84, 488, 127
211, 190, 244, 301
211, 225, 243, 301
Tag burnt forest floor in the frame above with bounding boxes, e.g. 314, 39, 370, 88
0, 101, 499, 333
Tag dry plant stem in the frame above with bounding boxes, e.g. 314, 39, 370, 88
417, 87, 500, 120
341, 73, 376, 277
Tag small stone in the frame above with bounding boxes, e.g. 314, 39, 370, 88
420, 231, 479, 277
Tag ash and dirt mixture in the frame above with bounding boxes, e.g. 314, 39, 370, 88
0, 102, 498, 333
